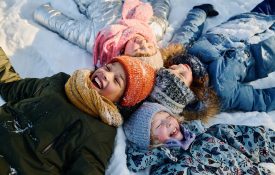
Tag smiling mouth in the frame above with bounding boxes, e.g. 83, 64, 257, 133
170, 128, 178, 137
92, 76, 103, 89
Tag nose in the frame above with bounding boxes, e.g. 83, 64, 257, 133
102, 69, 114, 81
100, 70, 114, 81
141, 39, 147, 45
140, 42, 150, 52
180, 64, 190, 72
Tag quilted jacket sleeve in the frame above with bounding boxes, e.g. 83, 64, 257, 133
169, 8, 207, 47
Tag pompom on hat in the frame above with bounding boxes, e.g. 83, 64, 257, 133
123, 102, 172, 149
149, 68, 196, 114
110, 56, 156, 107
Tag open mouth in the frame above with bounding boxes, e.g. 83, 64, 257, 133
92, 76, 103, 89
170, 128, 178, 137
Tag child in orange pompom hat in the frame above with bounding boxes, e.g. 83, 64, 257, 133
0, 49, 156, 174
91, 55, 156, 107
65, 55, 156, 126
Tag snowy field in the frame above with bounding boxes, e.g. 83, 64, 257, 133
0, 0, 275, 174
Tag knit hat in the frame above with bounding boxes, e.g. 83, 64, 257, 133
110, 56, 155, 107
93, 0, 156, 66
123, 102, 172, 149
149, 68, 196, 114
136, 49, 163, 70
166, 53, 207, 78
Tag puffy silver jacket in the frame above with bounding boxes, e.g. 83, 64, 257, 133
34, 0, 170, 53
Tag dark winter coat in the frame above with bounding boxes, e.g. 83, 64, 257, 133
171, 8, 275, 112
126, 121, 275, 174
0, 72, 116, 175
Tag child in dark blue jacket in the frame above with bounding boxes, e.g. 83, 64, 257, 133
157, 0, 275, 113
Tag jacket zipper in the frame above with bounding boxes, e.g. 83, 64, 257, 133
41, 119, 81, 155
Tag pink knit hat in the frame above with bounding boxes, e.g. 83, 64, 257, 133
93, 0, 156, 67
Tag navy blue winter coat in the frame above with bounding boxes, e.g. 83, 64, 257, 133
171, 8, 275, 112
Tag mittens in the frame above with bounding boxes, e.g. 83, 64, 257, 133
193, 4, 219, 17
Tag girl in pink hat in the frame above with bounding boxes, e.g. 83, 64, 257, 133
34, 0, 170, 69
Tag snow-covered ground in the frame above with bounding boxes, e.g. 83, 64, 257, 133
0, 0, 274, 174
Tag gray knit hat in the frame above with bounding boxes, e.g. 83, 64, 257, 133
149, 68, 196, 114
123, 102, 172, 149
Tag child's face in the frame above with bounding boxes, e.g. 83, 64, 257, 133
90, 62, 126, 102
124, 35, 157, 57
151, 111, 183, 144
169, 64, 193, 87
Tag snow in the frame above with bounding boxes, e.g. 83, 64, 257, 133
0, 0, 274, 174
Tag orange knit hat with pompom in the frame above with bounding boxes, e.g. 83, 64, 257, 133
110, 56, 156, 107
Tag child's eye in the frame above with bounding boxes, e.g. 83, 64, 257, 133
156, 124, 161, 129
115, 78, 120, 86
179, 73, 185, 79
105, 65, 111, 71
157, 121, 166, 129
169, 66, 176, 70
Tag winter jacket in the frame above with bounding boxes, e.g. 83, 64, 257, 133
33, 0, 170, 53
170, 8, 275, 112
126, 121, 275, 174
0, 72, 116, 175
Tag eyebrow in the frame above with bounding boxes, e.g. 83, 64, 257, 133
106, 63, 112, 69
151, 120, 157, 127
151, 112, 170, 127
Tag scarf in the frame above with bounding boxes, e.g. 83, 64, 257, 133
65, 69, 123, 127
164, 125, 196, 150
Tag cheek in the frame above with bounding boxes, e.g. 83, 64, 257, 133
156, 128, 169, 143
124, 42, 135, 55
186, 72, 193, 86
100, 86, 123, 102
176, 132, 184, 140
102, 84, 120, 95
108, 86, 124, 101
150, 45, 157, 53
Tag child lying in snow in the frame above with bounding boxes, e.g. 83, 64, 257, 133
124, 102, 275, 174
34, 0, 171, 69
151, 0, 275, 114
0, 48, 155, 174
